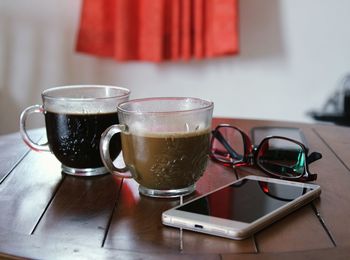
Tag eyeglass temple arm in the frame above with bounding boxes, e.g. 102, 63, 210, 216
306, 173, 318, 181
212, 130, 243, 160
307, 152, 322, 164
304, 152, 322, 181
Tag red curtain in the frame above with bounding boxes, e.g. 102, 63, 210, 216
76, 0, 239, 62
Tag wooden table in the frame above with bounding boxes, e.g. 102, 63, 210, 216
1, 118, 350, 259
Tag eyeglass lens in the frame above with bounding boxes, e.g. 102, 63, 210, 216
211, 126, 307, 179
257, 138, 306, 178
211, 127, 245, 163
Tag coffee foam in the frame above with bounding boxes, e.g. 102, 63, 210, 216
42, 86, 129, 114
128, 114, 208, 132
44, 100, 119, 114
127, 125, 210, 138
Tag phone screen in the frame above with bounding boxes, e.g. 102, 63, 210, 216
177, 179, 314, 223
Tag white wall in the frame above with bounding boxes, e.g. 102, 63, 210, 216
1, 0, 350, 134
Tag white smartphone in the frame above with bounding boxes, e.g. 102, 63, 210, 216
162, 176, 321, 240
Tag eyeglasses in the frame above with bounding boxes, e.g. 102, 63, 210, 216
210, 124, 322, 182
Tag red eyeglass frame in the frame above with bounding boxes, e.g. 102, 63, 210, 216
209, 124, 321, 182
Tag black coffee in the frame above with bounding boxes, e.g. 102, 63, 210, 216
45, 111, 121, 169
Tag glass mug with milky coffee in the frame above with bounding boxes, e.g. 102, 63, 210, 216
20, 85, 130, 176
100, 97, 214, 198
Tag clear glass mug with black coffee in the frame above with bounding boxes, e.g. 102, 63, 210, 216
100, 97, 214, 198
20, 85, 130, 176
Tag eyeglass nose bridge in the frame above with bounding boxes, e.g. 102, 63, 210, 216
247, 146, 256, 165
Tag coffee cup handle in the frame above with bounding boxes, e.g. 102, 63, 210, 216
100, 124, 132, 178
20, 105, 50, 152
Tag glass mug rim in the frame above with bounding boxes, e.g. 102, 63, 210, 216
100, 96, 214, 198
42, 85, 130, 102
117, 97, 214, 115
20, 84, 130, 176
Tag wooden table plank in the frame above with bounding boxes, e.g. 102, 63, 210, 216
0, 151, 62, 234
0, 129, 42, 182
2, 225, 350, 260
303, 125, 350, 247
210, 118, 335, 252
33, 174, 122, 247
222, 246, 350, 260
1, 119, 349, 259
103, 178, 185, 253
239, 121, 350, 248
176, 162, 256, 254
0, 227, 220, 260
254, 203, 332, 252
234, 167, 334, 253
104, 161, 257, 254
313, 124, 350, 171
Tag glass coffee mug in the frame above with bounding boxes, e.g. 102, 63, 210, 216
100, 97, 214, 198
20, 85, 130, 176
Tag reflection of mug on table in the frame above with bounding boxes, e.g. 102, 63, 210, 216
100, 97, 214, 198
20, 85, 130, 176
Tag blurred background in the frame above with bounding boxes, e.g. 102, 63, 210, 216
1, 0, 350, 134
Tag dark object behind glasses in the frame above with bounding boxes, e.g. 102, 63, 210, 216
308, 74, 350, 126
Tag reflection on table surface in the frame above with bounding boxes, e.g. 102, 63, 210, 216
1, 118, 350, 259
